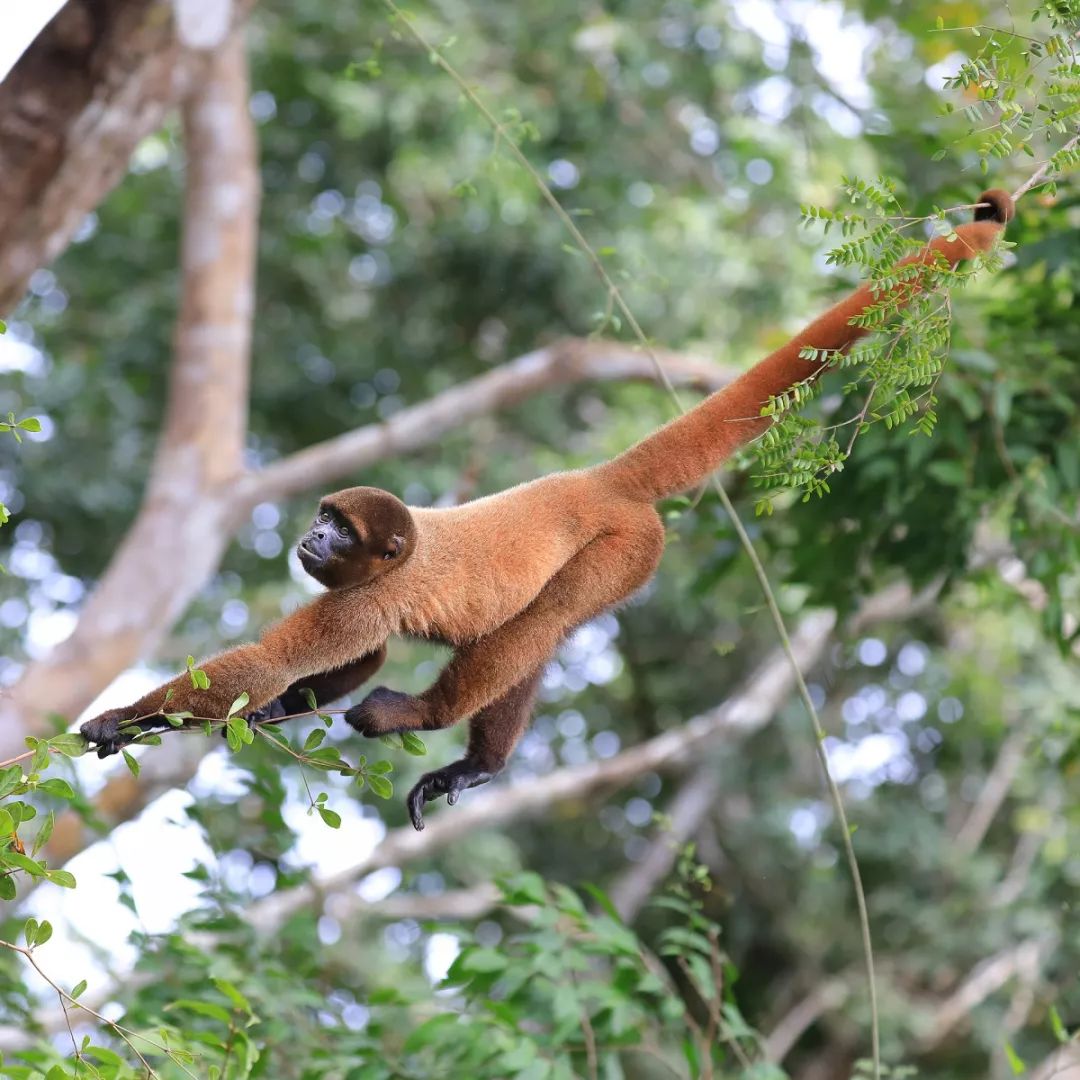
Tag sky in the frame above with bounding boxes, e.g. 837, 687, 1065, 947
0, 1, 66, 83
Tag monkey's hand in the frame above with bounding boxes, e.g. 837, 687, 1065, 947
345, 687, 432, 737
405, 758, 495, 831
244, 697, 288, 726
80, 706, 161, 760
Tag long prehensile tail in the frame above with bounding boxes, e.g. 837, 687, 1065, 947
599, 189, 1014, 503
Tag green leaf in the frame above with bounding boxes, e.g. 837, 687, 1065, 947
0, 808, 13, 836
47, 733, 87, 758
403, 1013, 461, 1053
46, 868, 77, 888
71, 979, 87, 1000
16, 418, 41, 432
167, 999, 233, 1024
1003, 1041, 1025, 1074
226, 714, 253, 751
29, 739, 49, 774
1050, 1003, 1069, 1043
23, 918, 38, 947
401, 732, 427, 756
37, 778, 74, 800
122, 750, 140, 778
34, 920, 53, 947
32, 812, 54, 856
460, 948, 507, 974
317, 806, 342, 829
6, 851, 45, 877
228, 692, 251, 717
581, 883, 623, 922
301, 687, 318, 711
212, 977, 252, 1013
0, 765, 22, 798
366, 774, 393, 799
304, 729, 327, 751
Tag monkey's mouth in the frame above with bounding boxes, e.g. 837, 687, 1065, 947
297, 542, 321, 563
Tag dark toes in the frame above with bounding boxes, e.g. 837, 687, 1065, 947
80, 715, 125, 758
407, 782, 430, 831
404, 761, 496, 829
406, 770, 451, 831
345, 686, 426, 737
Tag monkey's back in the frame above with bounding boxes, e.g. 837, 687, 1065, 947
401, 471, 606, 642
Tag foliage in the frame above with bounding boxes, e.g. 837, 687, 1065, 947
1, 0, 1080, 1078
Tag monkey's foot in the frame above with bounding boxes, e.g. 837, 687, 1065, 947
345, 686, 431, 737
80, 707, 148, 760
406, 758, 495, 831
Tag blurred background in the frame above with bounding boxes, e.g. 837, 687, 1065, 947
0, 0, 1079, 1077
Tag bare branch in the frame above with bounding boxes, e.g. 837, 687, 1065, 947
245, 609, 836, 933
1029, 1044, 1080, 1080
763, 980, 850, 1065
608, 578, 944, 924
916, 936, 1057, 1052
953, 728, 1028, 857
233, 340, 735, 509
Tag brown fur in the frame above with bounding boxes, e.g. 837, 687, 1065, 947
82, 193, 1011, 825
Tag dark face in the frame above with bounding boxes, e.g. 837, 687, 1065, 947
297, 487, 415, 589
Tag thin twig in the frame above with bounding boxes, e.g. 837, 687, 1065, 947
0, 938, 199, 1079
1011, 130, 1080, 201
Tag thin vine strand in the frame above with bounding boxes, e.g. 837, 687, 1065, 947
377, 1, 891, 1070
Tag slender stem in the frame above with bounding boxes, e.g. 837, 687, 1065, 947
379, 2, 884, 1070
1011, 130, 1080, 201
0, 938, 203, 1079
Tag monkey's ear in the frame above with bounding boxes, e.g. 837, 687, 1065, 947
383, 534, 406, 560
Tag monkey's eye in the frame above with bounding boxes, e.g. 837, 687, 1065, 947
337, 524, 350, 538
382, 551, 395, 560
318, 512, 331, 523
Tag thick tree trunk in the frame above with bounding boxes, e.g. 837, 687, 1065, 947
0, 30, 260, 754
0, 0, 256, 314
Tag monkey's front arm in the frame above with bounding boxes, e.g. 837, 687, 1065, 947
80, 593, 385, 757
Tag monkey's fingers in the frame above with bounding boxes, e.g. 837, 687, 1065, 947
80, 711, 137, 759
243, 697, 288, 726
405, 759, 496, 831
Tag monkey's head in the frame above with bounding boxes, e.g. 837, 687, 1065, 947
297, 486, 417, 589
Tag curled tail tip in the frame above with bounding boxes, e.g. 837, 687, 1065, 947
975, 188, 1015, 225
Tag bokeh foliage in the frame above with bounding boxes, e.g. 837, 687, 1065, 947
2, 0, 1080, 1077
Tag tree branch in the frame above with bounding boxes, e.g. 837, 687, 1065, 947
244, 609, 836, 933
916, 936, 1057, 1052
0, 30, 260, 759
952, 727, 1028, 857
232, 340, 735, 509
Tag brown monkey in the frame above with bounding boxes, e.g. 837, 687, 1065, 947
82, 191, 1013, 829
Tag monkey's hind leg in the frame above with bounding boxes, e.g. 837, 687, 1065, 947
406, 667, 543, 831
